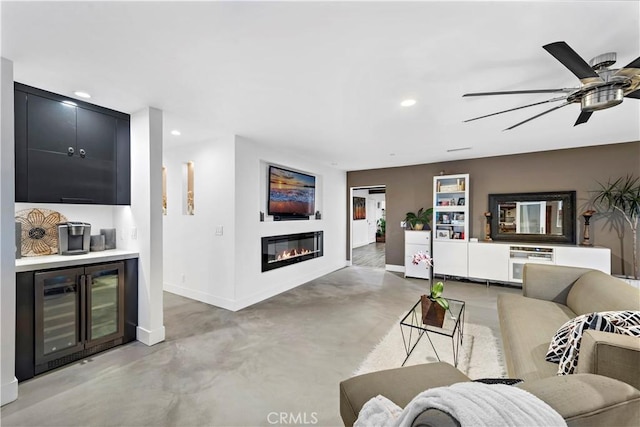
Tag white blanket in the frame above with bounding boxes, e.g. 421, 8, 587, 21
355, 382, 566, 427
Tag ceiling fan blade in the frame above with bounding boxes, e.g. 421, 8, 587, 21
463, 89, 575, 97
543, 41, 600, 80
504, 102, 571, 131
626, 89, 640, 99
622, 56, 640, 69
574, 111, 593, 126
464, 96, 567, 123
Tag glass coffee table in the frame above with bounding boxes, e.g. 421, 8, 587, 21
399, 298, 465, 367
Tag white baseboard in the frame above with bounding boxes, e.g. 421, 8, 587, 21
164, 262, 346, 312
1, 377, 18, 406
164, 283, 236, 311
385, 264, 404, 273
136, 325, 166, 346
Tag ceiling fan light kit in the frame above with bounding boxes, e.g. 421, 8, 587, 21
463, 41, 640, 130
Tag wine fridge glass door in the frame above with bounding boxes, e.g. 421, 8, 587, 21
34, 267, 85, 367
85, 262, 125, 346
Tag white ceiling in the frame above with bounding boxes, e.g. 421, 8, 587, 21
2, 1, 639, 171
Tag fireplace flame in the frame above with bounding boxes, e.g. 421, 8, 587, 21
276, 248, 312, 261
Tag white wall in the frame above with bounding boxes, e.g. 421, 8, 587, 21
14, 203, 117, 236
233, 136, 347, 310
162, 135, 346, 311
351, 189, 369, 248
162, 135, 237, 308
121, 107, 165, 345
1, 57, 18, 406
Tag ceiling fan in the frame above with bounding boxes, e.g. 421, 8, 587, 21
463, 41, 640, 130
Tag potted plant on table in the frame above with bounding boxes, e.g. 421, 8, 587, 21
405, 207, 433, 231
412, 251, 449, 327
593, 175, 640, 282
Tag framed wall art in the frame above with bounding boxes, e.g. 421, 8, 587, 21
353, 197, 366, 220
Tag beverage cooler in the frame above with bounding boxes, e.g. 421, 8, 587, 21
33, 262, 124, 375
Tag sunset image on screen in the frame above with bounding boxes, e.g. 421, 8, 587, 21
269, 167, 315, 215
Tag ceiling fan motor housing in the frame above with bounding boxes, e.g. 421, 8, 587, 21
581, 86, 624, 111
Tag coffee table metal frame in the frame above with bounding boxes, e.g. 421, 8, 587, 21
399, 298, 465, 367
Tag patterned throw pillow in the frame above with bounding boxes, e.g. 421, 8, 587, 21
546, 311, 640, 375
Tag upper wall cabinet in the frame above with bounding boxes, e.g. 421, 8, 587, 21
14, 83, 131, 205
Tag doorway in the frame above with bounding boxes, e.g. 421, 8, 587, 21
350, 186, 386, 268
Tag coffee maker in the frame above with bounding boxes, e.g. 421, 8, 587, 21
57, 222, 91, 255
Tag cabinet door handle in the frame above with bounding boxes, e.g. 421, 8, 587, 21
68, 147, 75, 156
61, 197, 94, 204
80, 275, 87, 343
79, 148, 86, 158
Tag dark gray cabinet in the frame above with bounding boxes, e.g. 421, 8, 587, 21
16, 258, 138, 381
14, 83, 130, 205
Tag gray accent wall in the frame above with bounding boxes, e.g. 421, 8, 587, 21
347, 141, 640, 277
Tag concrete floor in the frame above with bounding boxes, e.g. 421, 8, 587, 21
1, 267, 519, 427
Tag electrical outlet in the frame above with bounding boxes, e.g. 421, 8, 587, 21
400, 221, 406, 228
215, 226, 223, 236
181, 274, 186, 284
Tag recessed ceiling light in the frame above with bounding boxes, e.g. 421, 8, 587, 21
74, 91, 91, 99
61, 100, 77, 107
400, 99, 416, 107
171, 130, 181, 136
389, 153, 396, 156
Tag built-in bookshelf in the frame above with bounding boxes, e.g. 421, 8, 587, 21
432, 173, 469, 277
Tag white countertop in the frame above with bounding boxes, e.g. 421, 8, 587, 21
16, 249, 139, 272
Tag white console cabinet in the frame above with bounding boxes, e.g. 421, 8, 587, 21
466, 241, 611, 285
555, 246, 611, 272
405, 230, 431, 280
468, 242, 509, 282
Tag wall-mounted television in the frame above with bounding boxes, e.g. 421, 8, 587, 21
268, 165, 316, 218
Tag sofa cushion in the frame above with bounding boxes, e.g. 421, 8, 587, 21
498, 293, 576, 381
566, 271, 640, 315
340, 362, 470, 427
517, 374, 640, 427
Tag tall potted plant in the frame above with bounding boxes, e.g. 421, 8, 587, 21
593, 175, 640, 280
405, 208, 433, 231
376, 218, 386, 242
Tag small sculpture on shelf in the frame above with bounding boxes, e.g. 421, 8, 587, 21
484, 212, 493, 241
580, 210, 596, 246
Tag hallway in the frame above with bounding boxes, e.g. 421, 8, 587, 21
352, 242, 385, 269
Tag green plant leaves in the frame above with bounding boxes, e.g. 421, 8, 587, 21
432, 281, 444, 298
594, 175, 640, 222
430, 281, 449, 310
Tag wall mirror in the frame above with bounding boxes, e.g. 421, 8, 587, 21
488, 191, 576, 244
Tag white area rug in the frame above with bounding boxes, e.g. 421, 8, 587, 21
354, 320, 507, 379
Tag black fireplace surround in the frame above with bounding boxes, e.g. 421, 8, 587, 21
262, 231, 323, 272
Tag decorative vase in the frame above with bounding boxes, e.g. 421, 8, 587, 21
484, 212, 492, 241
421, 296, 445, 327
414, 223, 424, 231
580, 210, 596, 246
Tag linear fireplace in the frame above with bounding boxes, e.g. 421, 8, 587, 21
262, 231, 323, 272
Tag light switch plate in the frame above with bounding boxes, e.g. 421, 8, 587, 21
215, 226, 223, 236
